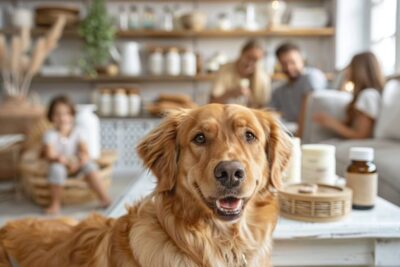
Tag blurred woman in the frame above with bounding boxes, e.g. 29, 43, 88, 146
210, 39, 271, 108
314, 52, 385, 139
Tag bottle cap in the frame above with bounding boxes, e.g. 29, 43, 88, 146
349, 147, 374, 161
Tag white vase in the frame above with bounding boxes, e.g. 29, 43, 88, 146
75, 104, 101, 160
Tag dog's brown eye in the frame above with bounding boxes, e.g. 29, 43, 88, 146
193, 133, 206, 145
245, 131, 256, 143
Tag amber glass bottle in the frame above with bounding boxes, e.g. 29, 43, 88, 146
346, 147, 378, 210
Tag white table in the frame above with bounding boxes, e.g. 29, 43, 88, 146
108, 172, 400, 267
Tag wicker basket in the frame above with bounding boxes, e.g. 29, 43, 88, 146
20, 150, 117, 206
279, 183, 352, 222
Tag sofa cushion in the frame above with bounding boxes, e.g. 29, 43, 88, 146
322, 139, 400, 192
374, 79, 400, 140
302, 90, 352, 144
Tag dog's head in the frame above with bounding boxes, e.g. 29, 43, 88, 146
137, 104, 291, 222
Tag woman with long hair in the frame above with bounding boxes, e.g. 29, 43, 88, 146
314, 52, 385, 139
210, 39, 271, 108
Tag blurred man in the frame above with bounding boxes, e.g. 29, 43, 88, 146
270, 43, 327, 123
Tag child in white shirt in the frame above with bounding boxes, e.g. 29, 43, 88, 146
43, 96, 111, 215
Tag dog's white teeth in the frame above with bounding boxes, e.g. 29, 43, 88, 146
216, 199, 243, 213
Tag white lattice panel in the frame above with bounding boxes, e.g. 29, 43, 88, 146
100, 118, 160, 170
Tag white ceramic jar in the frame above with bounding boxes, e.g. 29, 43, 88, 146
75, 104, 101, 160
149, 48, 164, 76
165, 47, 181, 76
99, 89, 113, 116
113, 89, 129, 117
181, 50, 197, 76
301, 144, 336, 185
128, 90, 141, 117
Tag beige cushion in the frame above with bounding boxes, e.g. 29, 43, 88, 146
374, 79, 400, 140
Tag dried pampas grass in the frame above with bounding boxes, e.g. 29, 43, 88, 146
45, 15, 67, 52
0, 15, 66, 97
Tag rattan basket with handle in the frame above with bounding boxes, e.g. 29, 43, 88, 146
278, 183, 352, 222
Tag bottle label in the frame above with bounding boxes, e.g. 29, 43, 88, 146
345, 172, 378, 206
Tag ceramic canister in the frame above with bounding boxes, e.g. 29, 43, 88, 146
301, 144, 336, 185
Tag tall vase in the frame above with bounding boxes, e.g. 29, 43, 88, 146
75, 104, 100, 160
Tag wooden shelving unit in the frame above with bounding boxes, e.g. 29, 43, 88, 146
33, 72, 334, 83
33, 74, 214, 83
118, 28, 335, 38
0, 0, 336, 95
0, 27, 334, 39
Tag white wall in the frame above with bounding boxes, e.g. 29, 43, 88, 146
335, 0, 370, 70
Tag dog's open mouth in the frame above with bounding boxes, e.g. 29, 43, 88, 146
215, 197, 244, 221
194, 182, 245, 221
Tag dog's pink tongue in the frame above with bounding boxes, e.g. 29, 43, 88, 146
219, 198, 241, 209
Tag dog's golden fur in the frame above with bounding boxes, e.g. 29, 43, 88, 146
0, 104, 291, 267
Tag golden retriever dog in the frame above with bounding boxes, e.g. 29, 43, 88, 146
0, 104, 291, 267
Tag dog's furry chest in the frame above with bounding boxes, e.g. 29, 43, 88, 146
126, 199, 272, 267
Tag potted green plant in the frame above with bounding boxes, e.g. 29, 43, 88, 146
79, 0, 116, 77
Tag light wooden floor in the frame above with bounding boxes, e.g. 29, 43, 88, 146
0, 170, 140, 226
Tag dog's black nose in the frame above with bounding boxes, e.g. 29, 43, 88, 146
214, 161, 245, 188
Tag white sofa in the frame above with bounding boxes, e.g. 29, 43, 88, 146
302, 80, 400, 206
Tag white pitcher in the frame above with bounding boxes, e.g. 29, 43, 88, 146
118, 42, 141, 76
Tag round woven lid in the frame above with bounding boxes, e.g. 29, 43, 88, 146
280, 183, 351, 199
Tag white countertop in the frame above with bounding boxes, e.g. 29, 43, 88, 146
108, 172, 400, 240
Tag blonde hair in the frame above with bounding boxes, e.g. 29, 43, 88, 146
241, 39, 271, 107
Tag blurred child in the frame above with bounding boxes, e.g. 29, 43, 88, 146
43, 95, 111, 215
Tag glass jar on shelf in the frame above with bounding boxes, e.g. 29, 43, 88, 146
118, 5, 129, 30
99, 89, 113, 117
113, 89, 129, 117
165, 47, 181, 76
142, 6, 155, 30
128, 5, 140, 30
217, 13, 231, 31
128, 89, 141, 117
149, 47, 164, 76
181, 49, 197, 76
161, 6, 174, 31
233, 4, 246, 29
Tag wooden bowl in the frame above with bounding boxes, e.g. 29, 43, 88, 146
278, 183, 352, 222
180, 12, 207, 31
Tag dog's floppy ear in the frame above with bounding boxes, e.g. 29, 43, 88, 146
137, 109, 187, 193
255, 110, 292, 190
